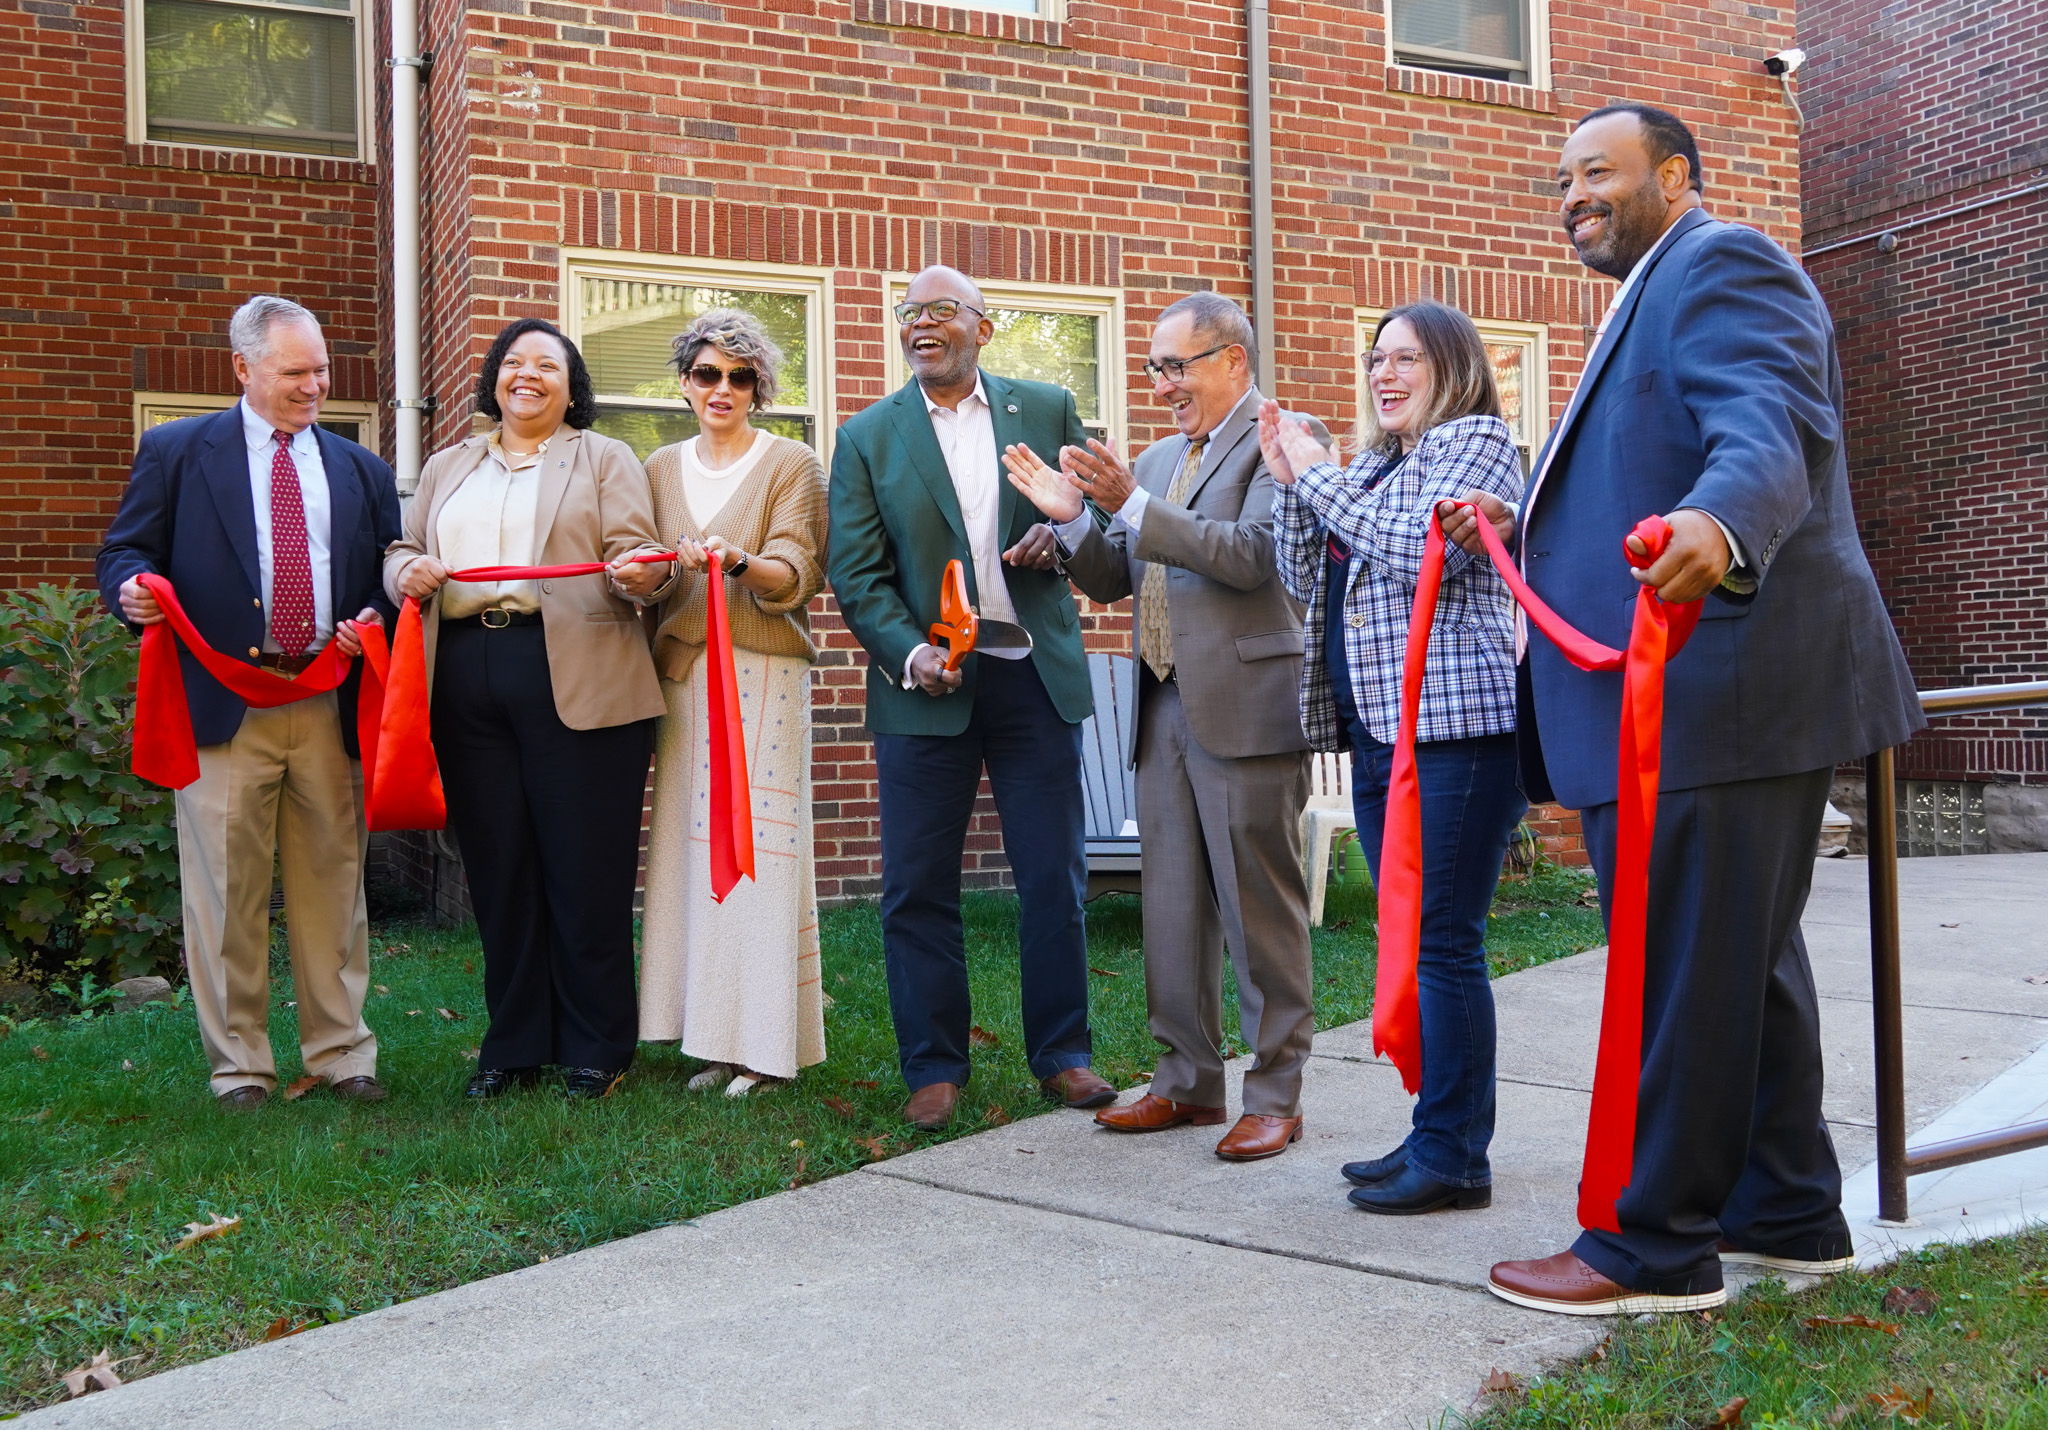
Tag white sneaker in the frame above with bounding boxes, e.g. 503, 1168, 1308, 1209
687, 1063, 735, 1091
724, 1072, 779, 1098
1717, 1243, 1857, 1275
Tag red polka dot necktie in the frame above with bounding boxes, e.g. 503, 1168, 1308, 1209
269, 430, 316, 657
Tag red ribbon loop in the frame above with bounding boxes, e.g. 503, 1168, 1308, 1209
702, 550, 756, 902
1375, 503, 1701, 1233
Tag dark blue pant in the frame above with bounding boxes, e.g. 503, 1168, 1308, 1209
1344, 717, 1526, 1187
872, 656, 1093, 1090
1572, 766, 1847, 1295
432, 622, 653, 1073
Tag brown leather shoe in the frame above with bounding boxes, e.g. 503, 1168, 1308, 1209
1214, 1113, 1303, 1161
904, 1081, 960, 1131
1094, 1093, 1227, 1132
1038, 1067, 1116, 1109
216, 1085, 267, 1109
1487, 1250, 1727, 1316
330, 1075, 388, 1103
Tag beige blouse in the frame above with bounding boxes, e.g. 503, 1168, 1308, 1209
433, 430, 549, 618
645, 432, 827, 679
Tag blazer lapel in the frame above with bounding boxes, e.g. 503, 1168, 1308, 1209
1183, 385, 1261, 507
203, 404, 262, 597
533, 425, 578, 556
886, 381, 968, 550
313, 426, 361, 615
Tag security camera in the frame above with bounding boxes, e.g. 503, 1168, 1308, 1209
1764, 47, 1806, 76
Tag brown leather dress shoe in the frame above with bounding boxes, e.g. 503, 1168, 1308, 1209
1094, 1093, 1227, 1132
216, 1085, 268, 1109
330, 1076, 388, 1103
904, 1081, 960, 1131
1214, 1113, 1303, 1161
1038, 1067, 1116, 1109
1487, 1249, 1727, 1316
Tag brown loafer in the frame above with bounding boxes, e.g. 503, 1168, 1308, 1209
1038, 1067, 1117, 1109
904, 1081, 960, 1131
216, 1085, 268, 1110
329, 1075, 388, 1103
1487, 1249, 1727, 1316
1094, 1093, 1227, 1132
1214, 1113, 1303, 1161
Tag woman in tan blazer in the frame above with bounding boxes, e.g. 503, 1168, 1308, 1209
385, 317, 670, 1101
637, 308, 828, 1095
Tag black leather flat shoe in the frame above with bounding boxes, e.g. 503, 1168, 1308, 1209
464, 1066, 541, 1099
560, 1067, 625, 1100
1340, 1144, 1410, 1186
1346, 1163, 1491, 1215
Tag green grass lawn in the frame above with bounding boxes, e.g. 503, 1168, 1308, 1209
1, 868, 1599, 1411
1465, 1230, 2048, 1429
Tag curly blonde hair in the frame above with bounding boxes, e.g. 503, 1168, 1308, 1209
668, 308, 784, 411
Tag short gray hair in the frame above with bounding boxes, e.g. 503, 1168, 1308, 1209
229, 295, 321, 362
1158, 292, 1256, 360
669, 307, 784, 411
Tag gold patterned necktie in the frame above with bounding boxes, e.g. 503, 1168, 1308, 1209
1137, 435, 1206, 681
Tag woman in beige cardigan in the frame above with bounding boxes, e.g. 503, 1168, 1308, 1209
385, 318, 670, 1101
638, 308, 828, 1095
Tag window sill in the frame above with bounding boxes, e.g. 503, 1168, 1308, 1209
123, 143, 375, 184
1383, 65, 1555, 114
848, 0, 1067, 48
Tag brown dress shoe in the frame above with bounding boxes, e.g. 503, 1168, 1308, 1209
1094, 1093, 1227, 1132
904, 1081, 960, 1131
216, 1085, 268, 1109
330, 1076, 388, 1103
1038, 1067, 1116, 1109
1487, 1249, 1727, 1316
1214, 1113, 1303, 1161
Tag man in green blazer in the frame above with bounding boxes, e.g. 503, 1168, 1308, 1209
828, 265, 1114, 1130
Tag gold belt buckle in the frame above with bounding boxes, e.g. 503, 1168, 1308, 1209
480, 607, 511, 629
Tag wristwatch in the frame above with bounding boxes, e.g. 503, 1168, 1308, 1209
725, 551, 751, 578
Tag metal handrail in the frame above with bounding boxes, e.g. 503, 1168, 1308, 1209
1868, 678, 2048, 1223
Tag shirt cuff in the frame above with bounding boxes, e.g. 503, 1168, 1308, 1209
902, 643, 934, 690
1118, 484, 1151, 531
1053, 509, 1094, 554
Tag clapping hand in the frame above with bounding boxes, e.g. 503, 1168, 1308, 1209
1059, 437, 1137, 514
1002, 443, 1084, 525
1256, 399, 1336, 486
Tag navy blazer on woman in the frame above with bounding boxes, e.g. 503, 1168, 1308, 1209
1518, 208, 1922, 809
97, 404, 402, 753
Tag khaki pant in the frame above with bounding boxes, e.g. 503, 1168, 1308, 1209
172, 693, 377, 1094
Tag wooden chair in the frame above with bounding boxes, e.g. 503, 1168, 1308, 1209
1079, 652, 1142, 900
1301, 750, 1359, 927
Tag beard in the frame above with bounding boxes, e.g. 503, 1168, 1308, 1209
1566, 176, 1671, 279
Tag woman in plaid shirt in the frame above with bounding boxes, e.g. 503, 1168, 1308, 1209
1259, 300, 1528, 1217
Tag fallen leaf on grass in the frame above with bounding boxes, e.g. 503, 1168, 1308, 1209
967, 1025, 1001, 1048
787, 1151, 811, 1188
374, 984, 390, 995
64, 1229, 103, 1248
1825, 1404, 1856, 1426
31, 1045, 48, 1060
172, 1213, 242, 1251
121, 1060, 134, 1071
1477, 1368, 1522, 1395
1088, 966, 1121, 978
58, 1350, 129, 1398
281, 1075, 322, 1102
22, 1107, 52, 1123
984, 1105, 1012, 1126
851, 1079, 878, 1090
1578, 885, 1600, 906
821, 1096, 858, 1118
1701, 1396, 1748, 1426
854, 1136, 893, 1161
434, 1008, 464, 1022
1804, 1313, 1901, 1336
1865, 1385, 1932, 1420
1882, 1285, 1939, 1316
405, 1009, 421, 1017
461, 1047, 480, 1060
262, 1316, 314, 1341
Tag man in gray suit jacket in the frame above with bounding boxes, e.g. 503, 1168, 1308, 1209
1005, 292, 1316, 1162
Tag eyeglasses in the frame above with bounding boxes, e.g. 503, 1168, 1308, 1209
892, 299, 985, 325
1364, 348, 1428, 376
685, 364, 759, 390
1142, 344, 1232, 384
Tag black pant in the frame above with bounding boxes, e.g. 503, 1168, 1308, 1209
432, 622, 653, 1072
1572, 765, 1850, 1294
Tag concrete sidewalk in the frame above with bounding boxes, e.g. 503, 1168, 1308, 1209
27, 854, 2048, 1429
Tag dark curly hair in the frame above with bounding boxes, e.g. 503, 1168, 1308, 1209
474, 318, 598, 429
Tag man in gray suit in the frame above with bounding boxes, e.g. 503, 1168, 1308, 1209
1004, 292, 1315, 1161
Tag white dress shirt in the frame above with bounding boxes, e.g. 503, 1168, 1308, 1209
240, 400, 334, 654
904, 375, 1026, 685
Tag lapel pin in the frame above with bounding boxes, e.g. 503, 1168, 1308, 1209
1006, 404, 1018, 413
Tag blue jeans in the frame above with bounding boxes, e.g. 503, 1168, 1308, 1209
1343, 718, 1525, 1187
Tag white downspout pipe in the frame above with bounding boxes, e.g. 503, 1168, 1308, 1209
1246, 0, 1277, 394
388, 0, 427, 493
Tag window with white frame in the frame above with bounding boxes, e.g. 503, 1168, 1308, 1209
1388, 0, 1543, 87
567, 258, 829, 463
130, 0, 365, 158
136, 393, 378, 450
1355, 312, 1547, 472
885, 280, 1123, 447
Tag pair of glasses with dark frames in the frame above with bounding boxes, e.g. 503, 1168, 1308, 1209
684, 364, 759, 390
892, 299, 986, 324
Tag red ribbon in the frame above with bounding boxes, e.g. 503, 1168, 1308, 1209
1375, 506, 1701, 1233
702, 551, 755, 902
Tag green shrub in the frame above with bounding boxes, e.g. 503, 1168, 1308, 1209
0, 584, 182, 985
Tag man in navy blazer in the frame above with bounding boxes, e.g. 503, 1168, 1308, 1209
1444, 105, 1923, 1313
98, 295, 400, 1108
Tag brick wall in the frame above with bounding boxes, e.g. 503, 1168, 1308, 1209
5, 0, 1821, 897
1800, 0, 2048, 787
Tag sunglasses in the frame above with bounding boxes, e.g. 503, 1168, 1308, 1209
685, 364, 759, 390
